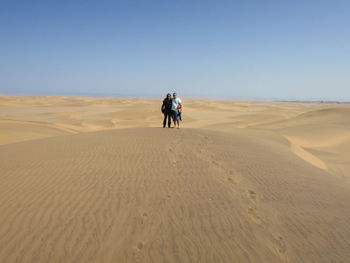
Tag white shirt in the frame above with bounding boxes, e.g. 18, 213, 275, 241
171, 98, 182, 112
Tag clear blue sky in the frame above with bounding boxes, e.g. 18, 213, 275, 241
1, 0, 349, 100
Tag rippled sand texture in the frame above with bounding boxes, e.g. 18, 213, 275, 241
1, 94, 350, 263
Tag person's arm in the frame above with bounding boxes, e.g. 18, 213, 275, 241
161, 101, 165, 113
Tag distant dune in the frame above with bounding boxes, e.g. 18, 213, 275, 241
0, 95, 350, 262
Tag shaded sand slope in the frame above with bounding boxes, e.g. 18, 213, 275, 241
1, 128, 349, 263
253, 107, 350, 179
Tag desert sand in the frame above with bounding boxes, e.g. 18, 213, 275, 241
0, 94, 350, 263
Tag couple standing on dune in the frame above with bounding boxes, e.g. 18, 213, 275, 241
161, 92, 182, 128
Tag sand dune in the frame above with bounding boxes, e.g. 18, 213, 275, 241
253, 107, 350, 179
1, 95, 350, 262
1, 128, 350, 263
0, 119, 73, 145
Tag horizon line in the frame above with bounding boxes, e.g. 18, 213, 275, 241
1, 92, 349, 103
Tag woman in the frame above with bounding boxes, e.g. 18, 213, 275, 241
161, 93, 172, 128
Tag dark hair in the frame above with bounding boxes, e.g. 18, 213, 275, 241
165, 93, 171, 100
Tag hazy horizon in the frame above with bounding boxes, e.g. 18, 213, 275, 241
2, 91, 350, 103
1, 1, 350, 101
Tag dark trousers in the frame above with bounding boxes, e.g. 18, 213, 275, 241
163, 112, 172, 127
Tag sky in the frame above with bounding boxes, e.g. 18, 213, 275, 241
0, 0, 349, 100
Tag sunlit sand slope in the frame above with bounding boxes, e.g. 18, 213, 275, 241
0, 128, 349, 263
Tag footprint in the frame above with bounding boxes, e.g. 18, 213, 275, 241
142, 212, 148, 217
248, 206, 261, 224
227, 177, 237, 185
273, 236, 286, 254
212, 160, 219, 166
247, 190, 256, 200
137, 242, 143, 250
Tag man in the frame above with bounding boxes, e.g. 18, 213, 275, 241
161, 93, 172, 128
171, 92, 182, 128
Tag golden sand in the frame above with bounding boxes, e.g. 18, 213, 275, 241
1, 94, 350, 262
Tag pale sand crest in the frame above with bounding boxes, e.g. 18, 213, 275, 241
0, 95, 350, 262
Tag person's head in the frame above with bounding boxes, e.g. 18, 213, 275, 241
166, 93, 171, 100
173, 93, 177, 99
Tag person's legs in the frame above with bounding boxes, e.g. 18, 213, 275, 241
172, 110, 177, 127
167, 112, 171, 128
172, 113, 179, 128
175, 112, 180, 128
163, 113, 167, 128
